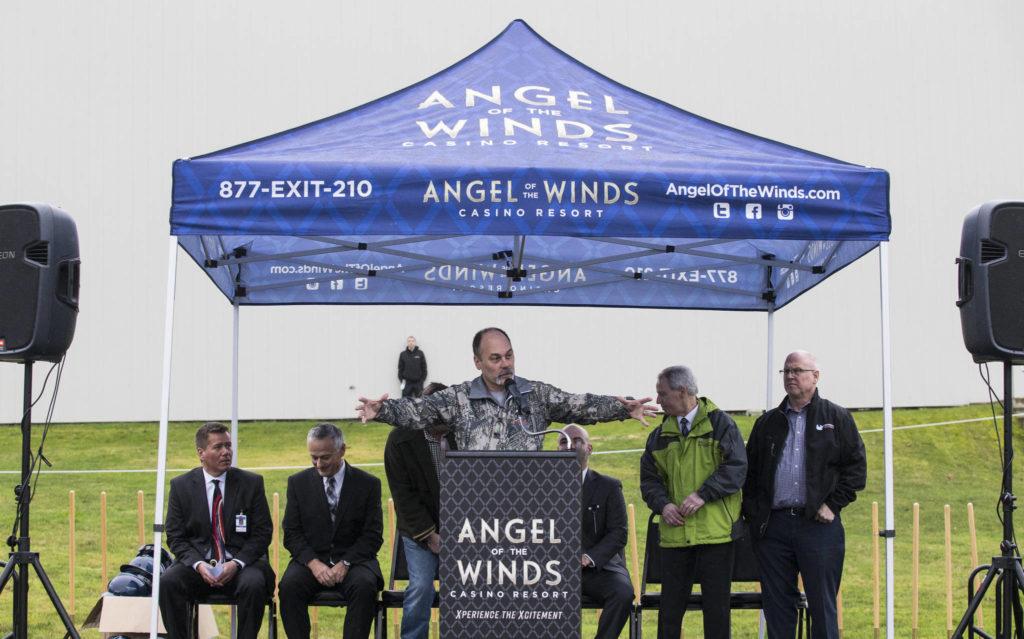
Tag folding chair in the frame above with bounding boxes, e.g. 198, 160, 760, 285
186, 590, 277, 639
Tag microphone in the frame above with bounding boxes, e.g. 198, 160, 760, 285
504, 377, 531, 415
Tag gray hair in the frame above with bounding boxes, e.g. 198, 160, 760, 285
307, 422, 345, 450
659, 366, 698, 397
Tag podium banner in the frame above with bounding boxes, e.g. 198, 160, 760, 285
439, 451, 581, 639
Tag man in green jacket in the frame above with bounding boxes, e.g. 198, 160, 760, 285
640, 366, 747, 639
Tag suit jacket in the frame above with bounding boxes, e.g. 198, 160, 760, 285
582, 469, 630, 577
165, 466, 273, 569
384, 427, 457, 544
283, 463, 384, 585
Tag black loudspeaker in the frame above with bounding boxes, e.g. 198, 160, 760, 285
0, 203, 80, 362
957, 201, 1024, 363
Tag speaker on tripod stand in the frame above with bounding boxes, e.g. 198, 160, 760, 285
0, 202, 81, 638
953, 201, 1024, 639
0, 202, 80, 362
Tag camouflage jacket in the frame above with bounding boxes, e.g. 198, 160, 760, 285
375, 375, 632, 451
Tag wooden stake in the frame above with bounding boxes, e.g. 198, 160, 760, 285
100, 491, 108, 589
389, 498, 399, 638
273, 492, 280, 603
873, 501, 880, 639
912, 503, 919, 639
627, 503, 640, 603
945, 504, 953, 639
137, 490, 145, 546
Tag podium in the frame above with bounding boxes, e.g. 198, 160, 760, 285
439, 450, 582, 639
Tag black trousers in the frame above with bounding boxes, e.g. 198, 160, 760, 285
159, 560, 273, 639
657, 541, 735, 639
278, 560, 381, 639
582, 567, 635, 639
753, 510, 845, 639
401, 379, 424, 398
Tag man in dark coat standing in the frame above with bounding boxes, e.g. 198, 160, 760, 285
279, 423, 384, 639
558, 424, 635, 639
159, 422, 275, 639
743, 350, 867, 639
383, 382, 454, 639
398, 336, 427, 398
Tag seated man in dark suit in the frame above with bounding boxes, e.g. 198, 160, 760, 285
279, 422, 384, 639
159, 421, 275, 639
558, 424, 636, 639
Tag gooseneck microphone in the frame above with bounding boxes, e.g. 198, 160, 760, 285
504, 377, 532, 415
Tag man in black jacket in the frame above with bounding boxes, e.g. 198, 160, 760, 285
159, 422, 275, 639
279, 423, 384, 639
558, 424, 634, 639
383, 381, 453, 639
398, 336, 427, 398
742, 351, 866, 639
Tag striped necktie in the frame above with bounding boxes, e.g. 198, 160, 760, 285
211, 479, 225, 563
326, 476, 338, 522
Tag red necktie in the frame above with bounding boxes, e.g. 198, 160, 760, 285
211, 479, 225, 563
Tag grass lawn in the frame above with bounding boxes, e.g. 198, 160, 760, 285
0, 403, 1015, 637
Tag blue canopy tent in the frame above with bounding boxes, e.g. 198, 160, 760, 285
153, 20, 895, 637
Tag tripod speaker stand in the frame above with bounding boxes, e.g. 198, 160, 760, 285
0, 361, 80, 639
953, 360, 1024, 639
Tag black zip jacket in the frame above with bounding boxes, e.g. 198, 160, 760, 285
398, 347, 427, 383
742, 390, 866, 538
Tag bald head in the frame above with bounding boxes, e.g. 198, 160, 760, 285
557, 424, 592, 469
782, 350, 820, 409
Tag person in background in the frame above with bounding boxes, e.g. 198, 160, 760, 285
278, 423, 383, 639
159, 422, 275, 639
743, 351, 866, 639
384, 381, 454, 639
640, 366, 746, 639
398, 336, 428, 398
558, 423, 635, 639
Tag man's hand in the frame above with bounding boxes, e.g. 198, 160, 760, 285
212, 559, 239, 586
426, 532, 441, 555
662, 503, 685, 527
196, 562, 219, 586
679, 492, 705, 517
328, 562, 349, 585
618, 396, 657, 426
582, 554, 593, 568
355, 394, 388, 424
815, 503, 835, 524
307, 558, 335, 587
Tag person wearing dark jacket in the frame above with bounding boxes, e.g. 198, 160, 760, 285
159, 422, 275, 639
383, 381, 454, 639
398, 336, 428, 398
742, 351, 866, 639
279, 423, 384, 639
558, 424, 634, 639
640, 366, 746, 639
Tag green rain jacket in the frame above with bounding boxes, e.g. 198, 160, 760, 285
640, 397, 747, 547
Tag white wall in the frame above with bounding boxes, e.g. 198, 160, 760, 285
1, 1, 1021, 424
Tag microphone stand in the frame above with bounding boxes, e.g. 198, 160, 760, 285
505, 378, 586, 467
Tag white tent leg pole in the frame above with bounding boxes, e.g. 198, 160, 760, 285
230, 300, 240, 639
232, 300, 239, 465
766, 306, 775, 411
149, 238, 179, 639
879, 242, 895, 639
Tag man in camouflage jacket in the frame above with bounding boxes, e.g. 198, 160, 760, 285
358, 327, 655, 451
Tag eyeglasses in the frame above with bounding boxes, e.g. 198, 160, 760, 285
779, 368, 817, 376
